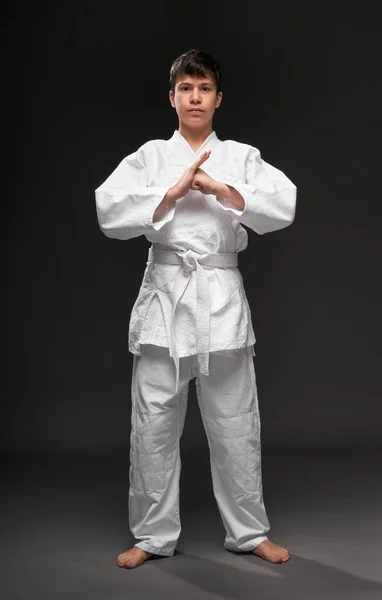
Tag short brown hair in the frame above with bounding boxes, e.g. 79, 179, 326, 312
169, 49, 222, 94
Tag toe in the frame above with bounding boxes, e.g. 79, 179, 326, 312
117, 553, 136, 569
282, 553, 290, 562
124, 556, 138, 568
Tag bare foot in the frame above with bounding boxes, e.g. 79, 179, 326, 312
252, 540, 290, 563
117, 547, 153, 569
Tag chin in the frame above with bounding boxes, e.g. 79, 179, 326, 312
187, 115, 206, 123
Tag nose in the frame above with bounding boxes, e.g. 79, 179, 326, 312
191, 87, 201, 103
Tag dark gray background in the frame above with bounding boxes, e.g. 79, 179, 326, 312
3, 2, 382, 599
4, 0, 381, 454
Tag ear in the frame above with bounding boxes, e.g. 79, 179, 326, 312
169, 90, 175, 108
215, 91, 223, 109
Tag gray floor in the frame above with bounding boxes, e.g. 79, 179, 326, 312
2, 443, 382, 600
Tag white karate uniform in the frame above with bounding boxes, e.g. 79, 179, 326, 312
129, 343, 270, 556
95, 129, 296, 555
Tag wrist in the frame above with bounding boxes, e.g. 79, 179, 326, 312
214, 182, 228, 201
215, 182, 245, 211
164, 186, 179, 205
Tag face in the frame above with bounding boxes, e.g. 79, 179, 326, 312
169, 71, 222, 128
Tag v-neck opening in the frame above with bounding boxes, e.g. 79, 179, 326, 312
174, 130, 217, 157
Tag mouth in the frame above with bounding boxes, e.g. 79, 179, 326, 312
189, 109, 203, 112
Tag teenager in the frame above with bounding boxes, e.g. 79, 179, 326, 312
95, 48, 296, 569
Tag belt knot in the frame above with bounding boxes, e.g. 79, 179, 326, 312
178, 249, 202, 276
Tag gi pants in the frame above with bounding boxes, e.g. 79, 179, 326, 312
129, 344, 270, 556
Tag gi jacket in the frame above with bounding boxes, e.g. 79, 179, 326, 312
95, 130, 297, 362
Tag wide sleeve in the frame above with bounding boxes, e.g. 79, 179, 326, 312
95, 146, 175, 240
216, 146, 297, 235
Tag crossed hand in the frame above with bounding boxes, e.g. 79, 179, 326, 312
172, 150, 219, 198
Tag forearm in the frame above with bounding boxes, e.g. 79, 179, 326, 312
153, 187, 178, 223
214, 182, 245, 211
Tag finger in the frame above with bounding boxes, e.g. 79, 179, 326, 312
200, 149, 211, 160
198, 150, 211, 166
192, 150, 211, 171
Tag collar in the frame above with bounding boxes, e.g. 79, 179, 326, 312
171, 129, 220, 157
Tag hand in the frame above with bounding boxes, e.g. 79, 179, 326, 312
170, 150, 211, 201
154, 150, 212, 222
190, 168, 219, 195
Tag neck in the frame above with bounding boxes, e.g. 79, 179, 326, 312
178, 122, 213, 143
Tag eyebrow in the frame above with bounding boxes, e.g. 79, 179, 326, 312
177, 81, 214, 86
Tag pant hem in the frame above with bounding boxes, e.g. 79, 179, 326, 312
224, 535, 269, 553
134, 542, 175, 557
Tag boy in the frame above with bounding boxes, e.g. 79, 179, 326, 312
95, 49, 296, 569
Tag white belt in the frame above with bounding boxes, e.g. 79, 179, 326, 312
147, 245, 238, 392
